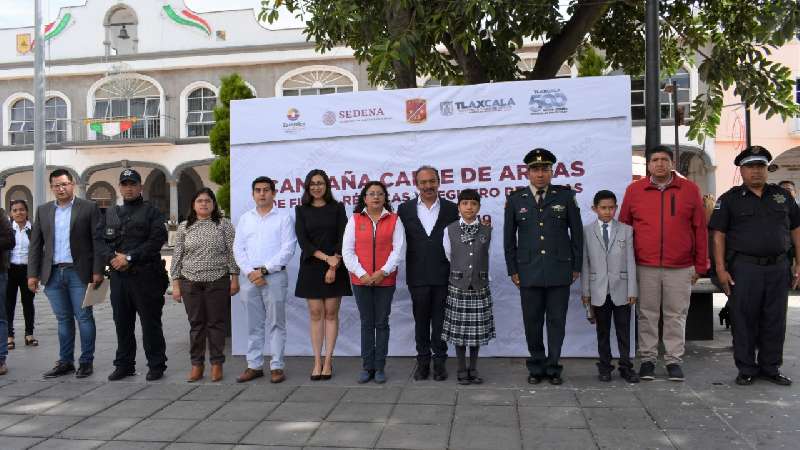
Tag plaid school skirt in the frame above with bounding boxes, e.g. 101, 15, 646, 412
441, 284, 496, 346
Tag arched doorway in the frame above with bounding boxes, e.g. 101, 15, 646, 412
177, 168, 202, 221
4, 185, 32, 211
87, 181, 117, 213
143, 170, 169, 217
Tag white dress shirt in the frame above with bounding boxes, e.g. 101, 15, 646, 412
11, 220, 31, 265
342, 209, 406, 278
233, 207, 297, 273
598, 220, 613, 242
416, 196, 440, 236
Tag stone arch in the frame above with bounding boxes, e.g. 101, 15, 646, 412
4, 185, 32, 211
0, 165, 81, 188
275, 65, 358, 97
81, 160, 174, 185
86, 180, 117, 211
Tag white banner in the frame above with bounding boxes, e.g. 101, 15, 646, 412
230, 76, 633, 357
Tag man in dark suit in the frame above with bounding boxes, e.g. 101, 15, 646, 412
28, 168, 104, 378
398, 166, 459, 381
0, 207, 15, 375
504, 148, 583, 385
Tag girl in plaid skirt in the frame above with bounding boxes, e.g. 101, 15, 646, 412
441, 189, 496, 384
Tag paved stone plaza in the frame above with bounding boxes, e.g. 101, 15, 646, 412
0, 293, 796, 450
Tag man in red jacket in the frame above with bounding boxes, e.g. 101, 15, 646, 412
619, 145, 708, 382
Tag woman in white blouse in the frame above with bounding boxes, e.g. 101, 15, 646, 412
170, 188, 240, 382
5, 200, 36, 349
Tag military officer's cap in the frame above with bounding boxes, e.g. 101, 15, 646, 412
734, 145, 773, 167
524, 148, 556, 167
119, 168, 142, 184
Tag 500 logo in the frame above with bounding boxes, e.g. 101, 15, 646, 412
529, 90, 568, 115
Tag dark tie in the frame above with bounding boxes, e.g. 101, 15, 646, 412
602, 223, 609, 250
536, 189, 545, 206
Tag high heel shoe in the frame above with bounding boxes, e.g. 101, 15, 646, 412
310, 362, 322, 381
321, 358, 334, 380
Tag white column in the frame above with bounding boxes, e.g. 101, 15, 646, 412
168, 179, 179, 222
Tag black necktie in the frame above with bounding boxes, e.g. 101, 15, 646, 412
536, 189, 545, 206
602, 223, 609, 250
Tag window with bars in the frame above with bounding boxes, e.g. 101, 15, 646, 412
281, 69, 354, 96
629, 69, 691, 122
9, 98, 33, 145
186, 88, 216, 137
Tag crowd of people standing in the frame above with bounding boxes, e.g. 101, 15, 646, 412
0, 143, 794, 389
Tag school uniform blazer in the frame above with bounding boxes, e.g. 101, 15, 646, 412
580, 219, 638, 306
28, 197, 104, 285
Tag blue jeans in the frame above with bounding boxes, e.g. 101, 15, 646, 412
0, 273, 8, 364
44, 266, 95, 364
353, 285, 395, 371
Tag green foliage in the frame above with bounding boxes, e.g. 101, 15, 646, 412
208, 73, 254, 213
577, 46, 606, 77
260, 0, 800, 142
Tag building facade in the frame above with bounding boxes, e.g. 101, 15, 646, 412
0, 0, 715, 219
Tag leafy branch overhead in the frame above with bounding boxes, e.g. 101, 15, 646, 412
260, 0, 800, 142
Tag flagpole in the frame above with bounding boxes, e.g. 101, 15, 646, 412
33, 0, 48, 210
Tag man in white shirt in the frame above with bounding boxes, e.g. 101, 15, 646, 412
233, 176, 297, 383
397, 166, 459, 381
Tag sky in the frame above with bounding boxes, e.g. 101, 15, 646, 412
0, 0, 293, 29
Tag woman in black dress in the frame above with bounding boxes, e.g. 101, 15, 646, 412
295, 169, 352, 380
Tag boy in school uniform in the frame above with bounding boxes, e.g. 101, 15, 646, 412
581, 190, 639, 383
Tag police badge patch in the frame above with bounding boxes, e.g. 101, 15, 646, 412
773, 193, 787, 204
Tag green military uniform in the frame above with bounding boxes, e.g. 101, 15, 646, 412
504, 148, 583, 382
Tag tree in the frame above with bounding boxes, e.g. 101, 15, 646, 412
577, 46, 605, 77
260, 0, 800, 142
209, 73, 254, 213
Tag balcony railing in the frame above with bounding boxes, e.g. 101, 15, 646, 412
65, 115, 178, 144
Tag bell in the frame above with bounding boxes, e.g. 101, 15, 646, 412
118, 25, 130, 40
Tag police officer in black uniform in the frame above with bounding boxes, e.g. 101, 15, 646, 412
504, 148, 583, 385
97, 169, 169, 381
709, 145, 798, 386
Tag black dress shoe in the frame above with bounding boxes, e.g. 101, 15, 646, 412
457, 370, 471, 385
75, 363, 93, 378
43, 362, 75, 378
527, 375, 544, 384
468, 369, 483, 385
549, 375, 563, 385
146, 369, 164, 381
735, 374, 755, 385
619, 369, 640, 384
433, 361, 448, 381
108, 366, 136, 381
598, 373, 612, 382
760, 373, 792, 386
413, 362, 430, 381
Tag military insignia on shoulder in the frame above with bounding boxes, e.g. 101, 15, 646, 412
773, 193, 787, 204
551, 204, 565, 213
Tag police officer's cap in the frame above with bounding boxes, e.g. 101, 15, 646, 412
524, 148, 556, 167
734, 145, 773, 167
119, 168, 142, 184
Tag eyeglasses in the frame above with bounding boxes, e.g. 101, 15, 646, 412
366, 192, 385, 198
50, 182, 72, 190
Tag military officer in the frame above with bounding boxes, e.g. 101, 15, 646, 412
96, 169, 169, 381
710, 145, 798, 386
504, 148, 583, 385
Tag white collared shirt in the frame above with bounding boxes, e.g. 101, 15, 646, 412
416, 196, 440, 236
342, 208, 406, 278
233, 206, 297, 273
529, 184, 549, 202
11, 220, 31, 265
597, 220, 613, 238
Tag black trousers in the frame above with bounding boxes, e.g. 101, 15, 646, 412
594, 295, 632, 373
409, 285, 448, 363
729, 260, 789, 377
110, 266, 167, 370
520, 285, 570, 377
5, 264, 35, 337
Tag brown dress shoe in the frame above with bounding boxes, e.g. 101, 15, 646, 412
270, 369, 286, 383
211, 363, 223, 382
187, 364, 204, 382
236, 368, 264, 383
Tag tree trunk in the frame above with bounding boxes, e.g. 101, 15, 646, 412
385, 0, 417, 88
529, 1, 609, 79
442, 33, 490, 84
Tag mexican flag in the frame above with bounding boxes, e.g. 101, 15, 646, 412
163, 5, 212, 35
89, 119, 134, 137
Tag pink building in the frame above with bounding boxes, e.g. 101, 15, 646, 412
715, 39, 800, 195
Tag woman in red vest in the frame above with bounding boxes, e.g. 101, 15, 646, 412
342, 181, 406, 384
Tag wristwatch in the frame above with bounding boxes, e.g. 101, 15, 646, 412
260, 266, 268, 276
125, 255, 132, 262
